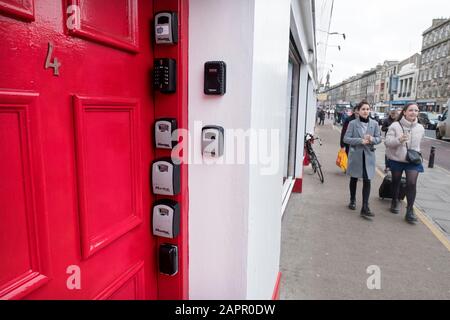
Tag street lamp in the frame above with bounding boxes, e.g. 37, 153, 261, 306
317, 42, 341, 50
317, 29, 346, 40
329, 32, 346, 40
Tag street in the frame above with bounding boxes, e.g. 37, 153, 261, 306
424, 129, 437, 139
422, 131, 450, 171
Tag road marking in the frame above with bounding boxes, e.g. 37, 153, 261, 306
375, 167, 450, 252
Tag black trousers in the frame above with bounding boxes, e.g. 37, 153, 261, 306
349, 151, 371, 206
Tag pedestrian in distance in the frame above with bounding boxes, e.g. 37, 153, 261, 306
384, 102, 425, 224
381, 109, 399, 135
340, 105, 358, 155
319, 109, 326, 125
343, 100, 382, 218
381, 109, 399, 172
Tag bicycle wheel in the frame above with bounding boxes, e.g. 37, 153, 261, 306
315, 160, 324, 183
309, 152, 318, 173
309, 152, 324, 183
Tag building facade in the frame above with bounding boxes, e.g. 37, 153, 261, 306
417, 18, 450, 112
394, 54, 421, 103
395, 63, 419, 101
361, 69, 377, 104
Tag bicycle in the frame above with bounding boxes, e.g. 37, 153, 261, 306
304, 133, 324, 183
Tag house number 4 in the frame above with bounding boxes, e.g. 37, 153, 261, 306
45, 42, 61, 76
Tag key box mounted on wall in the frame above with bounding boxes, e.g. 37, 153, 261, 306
204, 61, 226, 95
154, 58, 176, 93
155, 118, 178, 149
159, 244, 178, 276
154, 11, 178, 44
152, 158, 181, 196
202, 125, 224, 158
152, 199, 180, 239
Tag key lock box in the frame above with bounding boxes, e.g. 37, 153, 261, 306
155, 118, 177, 149
152, 199, 180, 239
159, 243, 178, 276
153, 58, 176, 93
204, 61, 226, 95
202, 126, 224, 158
152, 158, 181, 196
154, 12, 178, 44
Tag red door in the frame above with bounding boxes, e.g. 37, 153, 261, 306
0, 0, 157, 299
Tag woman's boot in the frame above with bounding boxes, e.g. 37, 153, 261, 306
390, 199, 400, 214
348, 199, 356, 210
360, 203, 374, 218
405, 207, 418, 223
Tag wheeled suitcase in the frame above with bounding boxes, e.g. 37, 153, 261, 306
379, 174, 407, 200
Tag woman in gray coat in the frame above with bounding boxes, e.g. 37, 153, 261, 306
343, 100, 382, 218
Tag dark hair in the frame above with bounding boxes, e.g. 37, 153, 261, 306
356, 100, 370, 111
397, 102, 419, 121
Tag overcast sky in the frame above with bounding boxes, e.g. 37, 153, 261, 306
315, 0, 450, 86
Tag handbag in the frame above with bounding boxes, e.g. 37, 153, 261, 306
399, 123, 423, 165
406, 148, 423, 165
336, 148, 347, 172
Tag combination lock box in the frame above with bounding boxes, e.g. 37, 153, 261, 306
155, 118, 178, 149
154, 58, 176, 93
159, 244, 178, 276
154, 12, 178, 44
152, 158, 181, 196
152, 199, 180, 239
204, 61, 226, 95
202, 126, 225, 158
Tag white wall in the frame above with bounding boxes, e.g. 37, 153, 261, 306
188, 0, 317, 299
246, 0, 290, 299
189, 0, 255, 299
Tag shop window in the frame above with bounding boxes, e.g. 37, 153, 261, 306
282, 40, 301, 199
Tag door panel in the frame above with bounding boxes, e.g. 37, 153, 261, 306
0, 0, 157, 299
73, 96, 143, 259
66, 0, 139, 52
93, 261, 145, 300
0, 0, 35, 21
0, 91, 50, 300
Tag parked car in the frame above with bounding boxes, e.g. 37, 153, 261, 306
418, 112, 440, 130
436, 109, 450, 140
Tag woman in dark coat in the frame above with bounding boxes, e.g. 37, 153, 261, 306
340, 106, 358, 155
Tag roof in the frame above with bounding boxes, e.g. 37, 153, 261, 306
422, 18, 450, 35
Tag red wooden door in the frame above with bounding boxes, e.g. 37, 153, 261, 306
0, 0, 157, 299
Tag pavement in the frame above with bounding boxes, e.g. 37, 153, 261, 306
279, 118, 450, 299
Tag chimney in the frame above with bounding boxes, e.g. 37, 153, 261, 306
432, 18, 446, 27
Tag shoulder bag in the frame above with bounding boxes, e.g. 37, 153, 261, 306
399, 123, 422, 165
